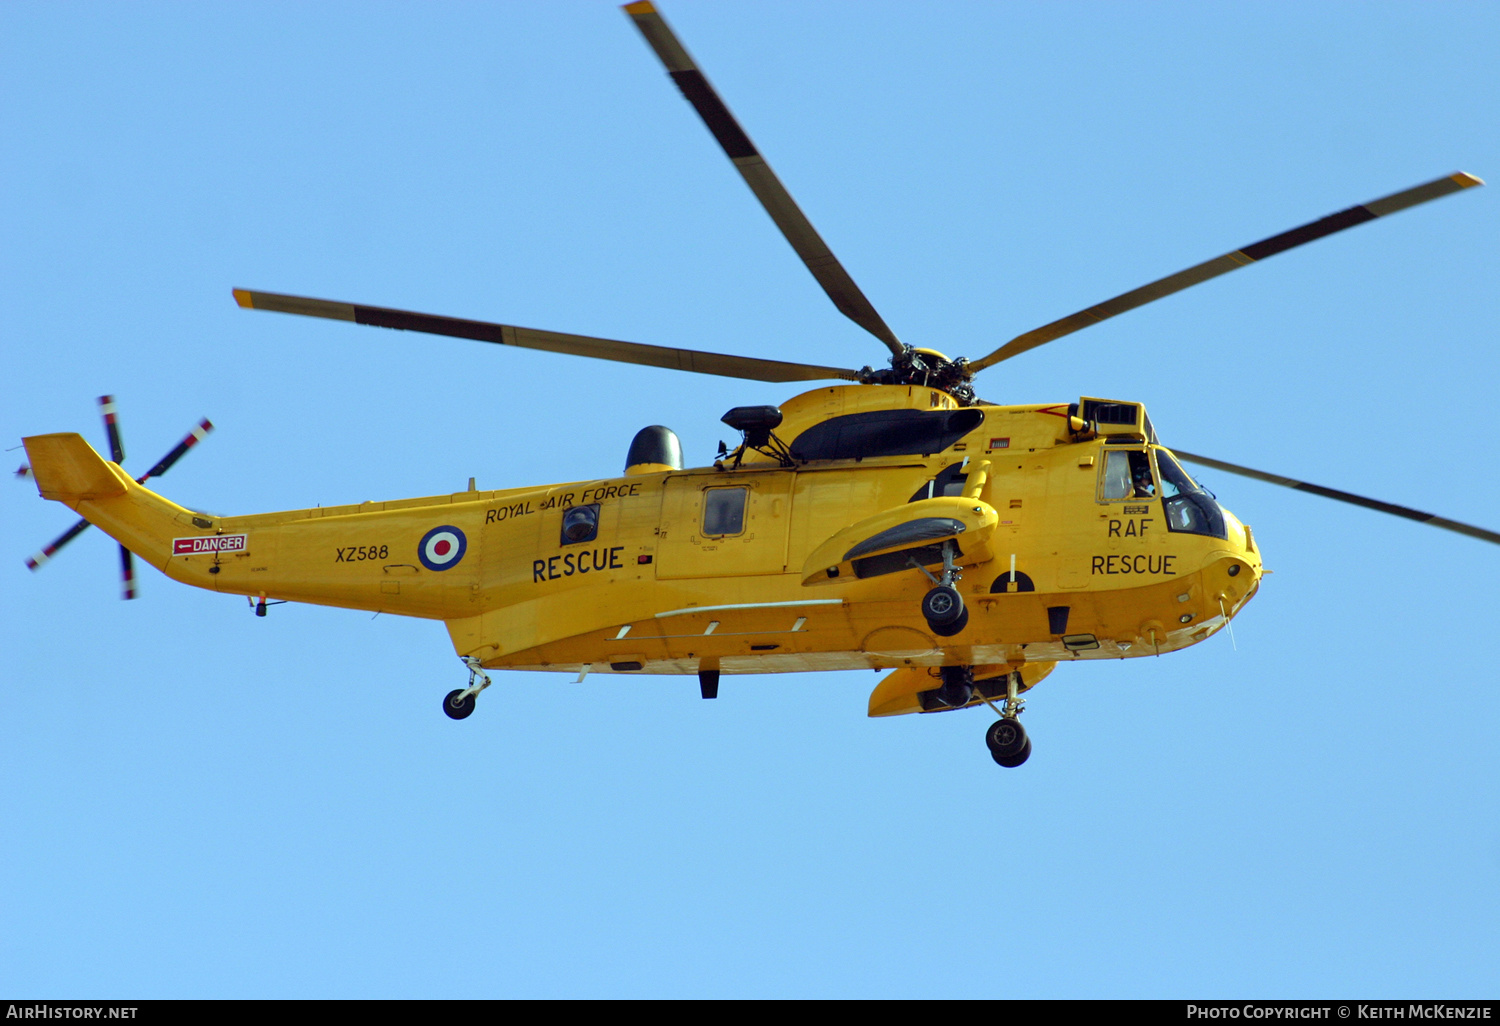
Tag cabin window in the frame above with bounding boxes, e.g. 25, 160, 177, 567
702, 487, 748, 537
1097, 450, 1156, 501
559, 503, 600, 545
790, 409, 984, 462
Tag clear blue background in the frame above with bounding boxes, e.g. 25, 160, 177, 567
3, 1, 1497, 998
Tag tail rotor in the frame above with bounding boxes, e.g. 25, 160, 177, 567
19, 395, 213, 599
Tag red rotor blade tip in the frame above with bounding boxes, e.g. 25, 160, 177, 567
120, 546, 137, 600
97, 394, 124, 464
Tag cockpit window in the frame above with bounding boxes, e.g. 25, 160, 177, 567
1154, 449, 1227, 540
1098, 450, 1156, 501
1100, 451, 1131, 500
1129, 451, 1155, 498
1155, 449, 1199, 498
790, 409, 983, 462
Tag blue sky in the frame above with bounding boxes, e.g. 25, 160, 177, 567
3, 1, 1498, 998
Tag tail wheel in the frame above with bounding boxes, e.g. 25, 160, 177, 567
443, 689, 476, 720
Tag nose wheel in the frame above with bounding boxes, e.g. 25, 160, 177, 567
442, 656, 492, 720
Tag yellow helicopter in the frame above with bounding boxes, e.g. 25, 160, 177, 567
19, 2, 1499, 768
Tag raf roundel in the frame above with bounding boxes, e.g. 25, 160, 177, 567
418, 525, 467, 572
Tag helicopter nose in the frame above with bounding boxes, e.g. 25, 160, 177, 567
1221, 506, 1261, 568
1204, 505, 1262, 615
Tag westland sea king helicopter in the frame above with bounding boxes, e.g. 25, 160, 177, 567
21, 3, 1499, 766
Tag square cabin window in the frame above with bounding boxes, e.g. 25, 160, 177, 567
702, 487, 748, 536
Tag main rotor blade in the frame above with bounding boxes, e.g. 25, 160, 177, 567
623, 2, 904, 358
1172, 449, 1500, 546
233, 289, 861, 384
970, 172, 1484, 372
25, 517, 91, 571
98, 394, 124, 464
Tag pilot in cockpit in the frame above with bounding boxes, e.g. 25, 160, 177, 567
1130, 451, 1156, 499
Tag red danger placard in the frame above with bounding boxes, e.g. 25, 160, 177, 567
172, 534, 248, 556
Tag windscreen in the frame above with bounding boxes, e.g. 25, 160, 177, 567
1154, 449, 1226, 540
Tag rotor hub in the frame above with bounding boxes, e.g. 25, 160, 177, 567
860, 347, 976, 406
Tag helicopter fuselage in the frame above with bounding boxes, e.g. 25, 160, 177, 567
24, 383, 1261, 716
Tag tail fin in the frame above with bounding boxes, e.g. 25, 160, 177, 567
23, 433, 202, 580
22, 433, 131, 502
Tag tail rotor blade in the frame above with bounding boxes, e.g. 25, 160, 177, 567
25, 517, 92, 570
119, 545, 138, 600
23, 404, 213, 594
140, 419, 213, 481
98, 394, 125, 464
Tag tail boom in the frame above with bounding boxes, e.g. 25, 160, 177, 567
22, 431, 473, 620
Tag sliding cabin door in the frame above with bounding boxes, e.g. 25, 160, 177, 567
655, 472, 794, 579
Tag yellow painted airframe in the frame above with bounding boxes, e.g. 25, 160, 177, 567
19, 3, 1497, 766
23, 384, 1257, 709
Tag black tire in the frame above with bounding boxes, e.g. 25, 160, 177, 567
443, 688, 476, 720
921, 585, 964, 626
935, 665, 973, 708
930, 605, 969, 637
992, 735, 1032, 768
985, 717, 1027, 759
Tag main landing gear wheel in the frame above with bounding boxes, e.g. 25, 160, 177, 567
930, 605, 969, 637
443, 689, 476, 720
986, 717, 1030, 767
992, 736, 1032, 768
921, 585, 964, 628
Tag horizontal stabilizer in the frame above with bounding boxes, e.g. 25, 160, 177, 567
22, 434, 130, 502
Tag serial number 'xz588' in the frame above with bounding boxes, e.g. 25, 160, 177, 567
336, 545, 389, 563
